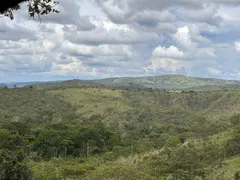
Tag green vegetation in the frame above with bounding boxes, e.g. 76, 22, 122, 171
92, 74, 240, 90
49, 88, 129, 117
0, 85, 239, 179
28, 74, 240, 91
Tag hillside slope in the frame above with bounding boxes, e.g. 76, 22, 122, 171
92, 74, 240, 90
1, 87, 239, 179
27, 74, 240, 91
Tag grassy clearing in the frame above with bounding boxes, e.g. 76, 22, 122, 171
49, 88, 130, 117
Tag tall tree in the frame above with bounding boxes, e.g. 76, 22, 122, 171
1, 0, 59, 20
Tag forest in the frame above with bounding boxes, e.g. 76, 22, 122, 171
0, 86, 239, 179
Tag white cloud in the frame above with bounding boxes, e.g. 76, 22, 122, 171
61, 42, 133, 58
173, 26, 197, 50
51, 59, 88, 76
43, 39, 56, 52
1, 0, 240, 82
199, 48, 217, 58
152, 45, 184, 58
172, 25, 216, 59
147, 58, 191, 72
218, 12, 237, 21
64, 25, 159, 45
207, 67, 222, 75
235, 41, 240, 51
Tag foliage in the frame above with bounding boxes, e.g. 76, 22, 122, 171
0, 150, 31, 180
30, 74, 240, 91
0, 87, 239, 179
1, 0, 59, 20
0, 130, 31, 180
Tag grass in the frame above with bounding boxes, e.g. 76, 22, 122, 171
28, 157, 95, 180
49, 88, 130, 117
0, 88, 75, 121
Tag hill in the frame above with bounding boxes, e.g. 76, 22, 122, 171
0, 87, 239, 179
27, 79, 105, 89
0, 81, 46, 88
92, 74, 240, 90
26, 74, 240, 91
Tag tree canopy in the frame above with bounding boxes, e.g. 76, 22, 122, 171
0, 0, 59, 20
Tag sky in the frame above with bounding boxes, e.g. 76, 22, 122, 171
1, 0, 240, 82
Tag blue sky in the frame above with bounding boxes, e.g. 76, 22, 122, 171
1, 0, 240, 82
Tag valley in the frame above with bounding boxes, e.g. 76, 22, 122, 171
0, 76, 240, 179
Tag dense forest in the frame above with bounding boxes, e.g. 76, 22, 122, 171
0, 86, 239, 179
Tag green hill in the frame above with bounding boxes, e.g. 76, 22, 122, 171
92, 74, 240, 90
0, 87, 239, 179
27, 79, 104, 89
27, 74, 240, 91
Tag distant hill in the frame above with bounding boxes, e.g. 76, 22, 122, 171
27, 79, 105, 89
24, 74, 240, 91
1, 81, 46, 88
91, 74, 240, 90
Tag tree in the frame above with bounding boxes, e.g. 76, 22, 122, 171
230, 114, 240, 126
0, 0, 59, 20
0, 0, 25, 13
0, 129, 31, 180
235, 172, 240, 180
225, 138, 240, 157
164, 136, 181, 148
0, 150, 31, 180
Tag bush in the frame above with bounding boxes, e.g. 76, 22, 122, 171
225, 138, 240, 156
0, 150, 31, 180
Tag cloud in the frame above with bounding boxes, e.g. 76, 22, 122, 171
96, 0, 231, 27
211, 0, 240, 5
152, 45, 184, 58
235, 41, 240, 51
51, 59, 88, 76
182, 4, 222, 26
64, 26, 159, 45
0, 40, 44, 55
43, 39, 56, 52
171, 25, 217, 59
55, 54, 74, 65
147, 58, 191, 73
96, 0, 203, 25
207, 67, 222, 75
61, 42, 133, 58
173, 26, 197, 50
0, 54, 52, 73
198, 48, 217, 57
1, 0, 240, 82
0, 23, 36, 41
30, 0, 97, 31
132, 10, 176, 28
